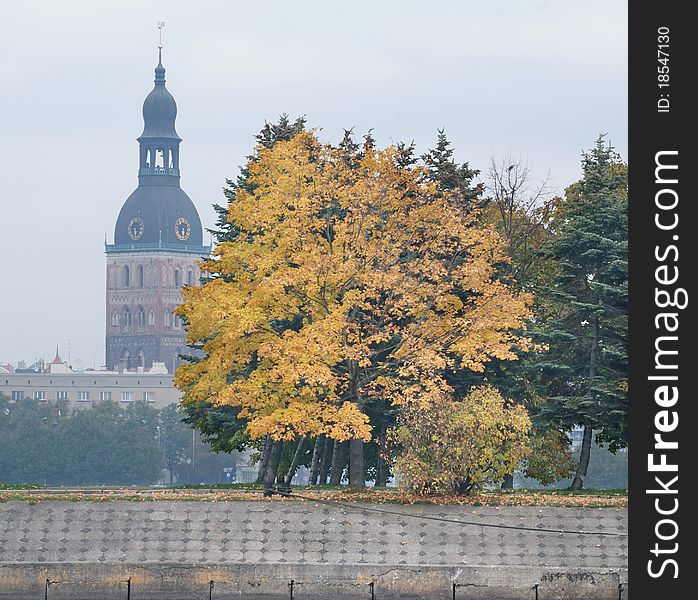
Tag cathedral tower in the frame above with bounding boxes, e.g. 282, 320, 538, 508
105, 49, 209, 372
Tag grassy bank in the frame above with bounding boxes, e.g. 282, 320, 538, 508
0, 483, 627, 507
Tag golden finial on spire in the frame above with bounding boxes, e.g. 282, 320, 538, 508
157, 21, 166, 50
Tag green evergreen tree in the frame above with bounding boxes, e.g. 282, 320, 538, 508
532, 135, 628, 489
421, 129, 484, 210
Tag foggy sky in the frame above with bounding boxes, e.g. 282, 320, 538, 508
0, 0, 627, 369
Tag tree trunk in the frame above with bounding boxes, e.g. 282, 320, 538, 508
375, 448, 387, 488
501, 474, 514, 489
263, 440, 282, 495
344, 359, 365, 488
349, 439, 365, 488
571, 425, 593, 490
308, 436, 324, 485
318, 437, 333, 485
255, 435, 272, 484
571, 313, 600, 490
375, 419, 388, 488
329, 440, 347, 485
284, 436, 307, 485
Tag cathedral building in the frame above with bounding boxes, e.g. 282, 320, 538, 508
105, 50, 209, 372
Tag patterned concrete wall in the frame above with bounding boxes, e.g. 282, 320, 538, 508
0, 500, 628, 599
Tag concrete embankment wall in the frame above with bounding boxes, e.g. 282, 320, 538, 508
0, 500, 628, 599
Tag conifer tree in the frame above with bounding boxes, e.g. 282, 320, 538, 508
532, 136, 628, 489
421, 129, 484, 210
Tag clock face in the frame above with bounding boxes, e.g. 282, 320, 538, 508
128, 217, 144, 241
175, 217, 191, 241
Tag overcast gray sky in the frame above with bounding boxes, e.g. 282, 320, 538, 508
0, 0, 627, 369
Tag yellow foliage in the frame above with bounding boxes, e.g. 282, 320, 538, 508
522, 428, 576, 486
175, 132, 533, 442
391, 386, 532, 495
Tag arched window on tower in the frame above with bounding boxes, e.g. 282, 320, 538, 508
137, 265, 144, 288
187, 270, 194, 286
120, 349, 130, 370
136, 306, 145, 327
123, 265, 130, 288
164, 309, 171, 327
111, 311, 119, 327
147, 310, 155, 327
123, 307, 131, 328
174, 269, 181, 287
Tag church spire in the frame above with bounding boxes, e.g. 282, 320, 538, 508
137, 24, 180, 181
154, 48, 166, 86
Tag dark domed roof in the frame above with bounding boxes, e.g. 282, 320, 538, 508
139, 52, 180, 140
114, 184, 203, 246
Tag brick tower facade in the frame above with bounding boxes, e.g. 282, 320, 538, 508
105, 49, 209, 372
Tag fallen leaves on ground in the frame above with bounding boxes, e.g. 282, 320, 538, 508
0, 487, 626, 508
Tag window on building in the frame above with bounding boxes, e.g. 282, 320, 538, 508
187, 270, 194, 286
120, 391, 133, 402
33, 391, 46, 401
164, 309, 171, 327
137, 264, 144, 288
174, 269, 181, 287
123, 265, 130, 287
111, 311, 119, 326
137, 306, 145, 327
99, 391, 112, 401
123, 307, 131, 327
11, 391, 24, 401
173, 315, 182, 330
147, 310, 155, 326
77, 391, 90, 401
56, 391, 69, 401
143, 392, 155, 403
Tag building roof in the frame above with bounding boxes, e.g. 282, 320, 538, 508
49, 347, 64, 365
113, 184, 203, 246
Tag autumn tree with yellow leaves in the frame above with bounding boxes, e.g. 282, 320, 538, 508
391, 385, 531, 495
175, 130, 534, 490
